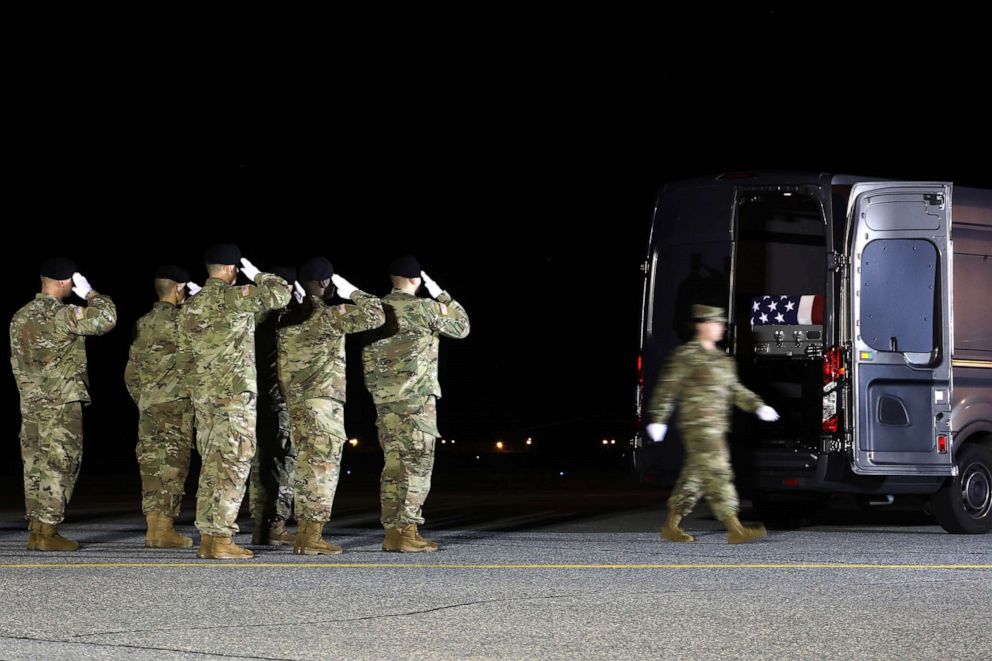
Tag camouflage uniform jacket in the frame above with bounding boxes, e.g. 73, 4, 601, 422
648, 340, 764, 435
362, 289, 469, 405
125, 301, 191, 410
277, 291, 384, 403
178, 274, 291, 403
10, 292, 117, 407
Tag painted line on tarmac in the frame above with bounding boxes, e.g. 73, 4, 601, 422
1, 562, 991, 569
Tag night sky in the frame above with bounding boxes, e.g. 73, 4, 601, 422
4, 18, 989, 480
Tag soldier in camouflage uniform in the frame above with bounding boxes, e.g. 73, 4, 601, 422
362, 255, 469, 553
646, 304, 779, 544
178, 244, 291, 559
10, 258, 117, 551
124, 265, 196, 549
278, 257, 385, 555
249, 266, 299, 546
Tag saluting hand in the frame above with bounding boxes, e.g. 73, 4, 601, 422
420, 270, 443, 299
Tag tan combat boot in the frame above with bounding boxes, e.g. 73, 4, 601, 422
32, 522, 80, 552
252, 517, 296, 546
293, 520, 343, 556
382, 527, 403, 552
197, 534, 254, 559
660, 510, 694, 542
145, 512, 194, 549
26, 519, 40, 550
723, 515, 767, 544
412, 524, 439, 550
383, 524, 437, 553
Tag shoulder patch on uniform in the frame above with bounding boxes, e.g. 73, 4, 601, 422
338, 305, 347, 315
439, 303, 448, 316
74, 306, 85, 320
241, 285, 251, 297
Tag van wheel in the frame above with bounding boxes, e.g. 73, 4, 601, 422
750, 492, 827, 530
931, 443, 992, 534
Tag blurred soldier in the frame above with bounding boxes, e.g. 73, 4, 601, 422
249, 266, 300, 545
646, 304, 779, 544
178, 244, 291, 559
362, 255, 469, 553
278, 257, 384, 555
10, 258, 117, 551
125, 265, 196, 549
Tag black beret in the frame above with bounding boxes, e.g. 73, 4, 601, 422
298, 257, 334, 281
154, 265, 191, 282
204, 243, 242, 266
40, 257, 77, 280
388, 254, 421, 278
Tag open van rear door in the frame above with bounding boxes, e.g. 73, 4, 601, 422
847, 183, 955, 476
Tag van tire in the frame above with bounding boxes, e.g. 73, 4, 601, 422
931, 442, 992, 534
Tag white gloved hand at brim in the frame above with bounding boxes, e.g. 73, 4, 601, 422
330, 274, 357, 300
71, 272, 92, 299
239, 258, 260, 282
420, 270, 443, 299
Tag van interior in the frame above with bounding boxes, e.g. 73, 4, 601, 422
733, 191, 826, 451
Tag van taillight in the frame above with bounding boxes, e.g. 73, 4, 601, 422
938, 434, 948, 454
822, 346, 844, 433
823, 346, 844, 385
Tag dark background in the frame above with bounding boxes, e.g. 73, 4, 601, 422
3, 14, 989, 494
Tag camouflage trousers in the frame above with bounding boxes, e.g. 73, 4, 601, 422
667, 445, 739, 521
193, 392, 256, 536
376, 397, 438, 529
249, 395, 295, 522
290, 398, 346, 523
19, 402, 83, 525
136, 399, 194, 517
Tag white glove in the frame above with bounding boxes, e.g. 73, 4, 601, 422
186, 282, 202, 296
293, 281, 305, 304
420, 270, 443, 299
71, 272, 93, 299
331, 274, 358, 300
239, 258, 260, 282
646, 423, 668, 443
756, 405, 780, 422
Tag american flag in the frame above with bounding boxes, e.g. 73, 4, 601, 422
750, 295, 823, 326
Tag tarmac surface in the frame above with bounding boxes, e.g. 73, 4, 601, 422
2, 480, 990, 659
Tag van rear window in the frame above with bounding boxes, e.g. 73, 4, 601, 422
860, 239, 937, 354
